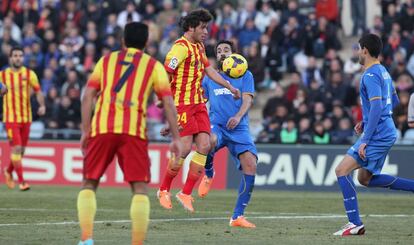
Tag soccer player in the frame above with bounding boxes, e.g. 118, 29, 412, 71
334, 33, 414, 236
197, 40, 257, 228
1, 46, 46, 191
77, 22, 182, 245
157, 9, 241, 212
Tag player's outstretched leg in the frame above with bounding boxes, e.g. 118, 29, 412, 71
365, 174, 414, 191
198, 153, 215, 198
77, 188, 96, 244
158, 157, 184, 210
229, 152, 256, 228
334, 156, 364, 236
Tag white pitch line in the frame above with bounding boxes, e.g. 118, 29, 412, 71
0, 214, 413, 227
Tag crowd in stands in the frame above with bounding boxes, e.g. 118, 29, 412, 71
0, 0, 413, 144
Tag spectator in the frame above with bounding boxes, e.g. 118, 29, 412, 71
331, 118, 354, 144
315, 0, 339, 23
301, 56, 324, 86
59, 0, 83, 31
61, 69, 81, 96
156, 0, 179, 37
350, 0, 366, 36
343, 44, 362, 81
238, 17, 261, 52
297, 117, 313, 144
237, 0, 257, 30
116, 1, 140, 28
246, 42, 265, 88
312, 101, 326, 123
43, 87, 60, 129
280, 118, 298, 144
0, 16, 22, 42
216, 2, 238, 27
255, 1, 279, 33
312, 121, 330, 144
41, 68, 56, 94
262, 85, 289, 120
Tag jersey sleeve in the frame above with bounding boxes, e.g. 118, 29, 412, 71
364, 73, 382, 101
87, 57, 104, 91
164, 43, 188, 74
152, 61, 172, 99
29, 70, 41, 92
242, 71, 255, 97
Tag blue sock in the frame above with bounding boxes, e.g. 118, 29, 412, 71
204, 153, 214, 178
368, 174, 414, 192
232, 174, 255, 220
337, 175, 362, 226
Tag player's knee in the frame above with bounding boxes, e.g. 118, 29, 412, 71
210, 134, 217, 150
243, 163, 256, 175
241, 154, 257, 175
335, 165, 346, 177
12, 146, 23, 155
197, 141, 211, 155
357, 175, 370, 187
181, 146, 192, 158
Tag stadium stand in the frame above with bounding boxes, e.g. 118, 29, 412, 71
0, 0, 412, 144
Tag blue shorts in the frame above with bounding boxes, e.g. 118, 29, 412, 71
347, 136, 396, 174
211, 124, 257, 170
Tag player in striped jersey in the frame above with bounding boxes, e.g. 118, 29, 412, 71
1, 46, 45, 191
157, 8, 241, 212
77, 22, 182, 245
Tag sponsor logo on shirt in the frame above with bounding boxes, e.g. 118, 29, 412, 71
213, 88, 232, 96
168, 57, 179, 70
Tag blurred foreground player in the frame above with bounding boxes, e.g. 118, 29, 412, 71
77, 22, 182, 245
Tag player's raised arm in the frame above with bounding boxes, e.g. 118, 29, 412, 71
205, 66, 241, 99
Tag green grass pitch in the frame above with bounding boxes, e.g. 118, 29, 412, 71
0, 185, 413, 244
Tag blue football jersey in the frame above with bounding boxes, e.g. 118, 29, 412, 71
360, 63, 397, 139
202, 71, 255, 128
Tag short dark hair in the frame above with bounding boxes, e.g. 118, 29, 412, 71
359, 33, 382, 58
180, 8, 213, 32
9, 46, 24, 57
123, 22, 148, 49
215, 40, 235, 54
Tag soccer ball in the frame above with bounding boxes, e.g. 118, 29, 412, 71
222, 54, 248, 79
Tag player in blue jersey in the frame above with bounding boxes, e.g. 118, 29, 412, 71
334, 33, 414, 236
197, 40, 257, 228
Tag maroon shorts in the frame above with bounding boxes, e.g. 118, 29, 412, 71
5, 123, 31, 147
83, 133, 150, 182
176, 103, 211, 137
